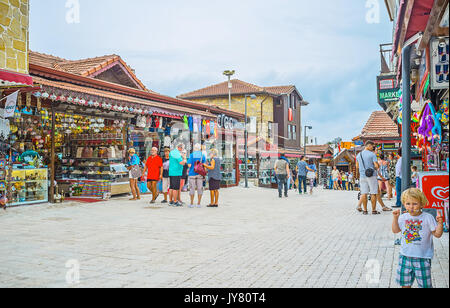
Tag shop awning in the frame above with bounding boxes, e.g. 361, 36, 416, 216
32, 76, 216, 119
0, 69, 33, 87
392, 0, 434, 60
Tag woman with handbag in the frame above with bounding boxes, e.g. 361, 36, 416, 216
203, 149, 221, 208
127, 148, 142, 201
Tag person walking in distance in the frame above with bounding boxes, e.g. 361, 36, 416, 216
169, 144, 187, 207
296, 156, 308, 195
143, 147, 163, 204
348, 171, 354, 191
203, 149, 221, 208
187, 144, 207, 208
306, 159, 317, 195
179, 149, 189, 205
387, 153, 397, 200
274, 153, 290, 198
393, 149, 403, 209
331, 166, 340, 190
355, 141, 380, 215
126, 148, 142, 201
161, 147, 171, 204
377, 153, 392, 202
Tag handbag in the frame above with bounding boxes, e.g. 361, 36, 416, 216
194, 160, 207, 177
307, 171, 316, 179
360, 154, 374, 177
130, 165, 142, 179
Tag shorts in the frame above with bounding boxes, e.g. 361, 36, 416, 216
189, 175, 204, 196
169, 176, 182, 190
396, 255, 433, 288
209, 178, 221, 191
360, 176, 378, 195
162, 177, 170, 193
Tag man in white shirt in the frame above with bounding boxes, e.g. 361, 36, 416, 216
356, 141, 380, 215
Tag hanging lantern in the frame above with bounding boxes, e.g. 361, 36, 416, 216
50, 94, 57, 101
74, 97, 80, 104
41, 92, 49, 99
33, 92, 42, 98
67, 96, 74, 103
59, 95, 67, 102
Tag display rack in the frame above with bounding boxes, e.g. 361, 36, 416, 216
8, 168, 48, 206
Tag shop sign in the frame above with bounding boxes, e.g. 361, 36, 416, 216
420, 173, 449, 223
340, 142, 355, 150
430, 37, 449, 90
377, 75, 400, 106
217, 114, 240, 130
382, 143, 398, 150
0, 91, 19, 118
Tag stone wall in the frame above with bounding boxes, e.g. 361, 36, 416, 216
0, 0, 29, 74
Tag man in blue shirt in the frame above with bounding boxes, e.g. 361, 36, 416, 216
356, 141, 380, 215
187, 144, 207, 208
296, 156, 308, 194
169, 144, 187, 206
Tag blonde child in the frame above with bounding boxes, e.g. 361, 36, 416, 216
392, 188, 444, 288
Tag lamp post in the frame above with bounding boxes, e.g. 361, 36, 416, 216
244, 94, 257, 188
223, 70, 235, 110
304, 126, 313, 157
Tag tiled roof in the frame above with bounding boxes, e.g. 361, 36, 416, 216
305, 145, 333, 154
178, 79, 266, 98
178, 79, 299, 99
32, 76, 215, 118
264, 85, 295, 95
361, 111, 400, 139
29, 51, 148, 91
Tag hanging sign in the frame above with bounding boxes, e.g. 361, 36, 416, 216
1, 91, 19, 118
377, 74, 400, 107
430, 37, 449, 90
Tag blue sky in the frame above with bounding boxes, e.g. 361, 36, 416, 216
29, 0, 394, 144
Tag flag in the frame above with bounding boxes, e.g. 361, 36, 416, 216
2, 91, 19, 118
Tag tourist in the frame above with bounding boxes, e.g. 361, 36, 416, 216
169, 144, 187, 207
296, 156, 308, 194
394, 149, 403, 209
348, 172, 354, 191
392, 188, 444, 288
331, 166, 340, 190
292, 167, 298, 190
387, 153, 397, 200
355, 141, 379, 215
143, 147, 163, 204
187, 144, 207, 208
127, 148, 141, 201
306, 159, 317, 195
337, 171, 343, 190
411, 166, 419, 188
161, 147, 170, 204
203, 149, 221, 208
274, 153, 290, 198
377, 153, 391, 199
341, 171, 347, 191
179, 149, 189, 205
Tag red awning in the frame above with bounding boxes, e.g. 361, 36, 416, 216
391, 0, 434, 61
0, 69, 33, 87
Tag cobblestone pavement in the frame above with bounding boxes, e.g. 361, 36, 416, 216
0, 187, 448, 288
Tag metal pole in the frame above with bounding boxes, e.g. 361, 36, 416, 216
228, 76, 232, 110
401, 45, 412, 200
304, 126, 307, 157
245, 95, 249, 188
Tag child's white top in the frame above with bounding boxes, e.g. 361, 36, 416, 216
399, 212, 437, 259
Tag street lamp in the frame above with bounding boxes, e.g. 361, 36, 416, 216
244, 94, 257, 188
304, 126, 313, 157
223, 70, 235, 110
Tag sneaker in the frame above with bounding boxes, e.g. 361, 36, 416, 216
196, 205, 202, 208
150, 200, 156, 204
161, 200, 168, 204
188, 204, 194, 208
176, 202, 183, 207
169, 201, 174, 206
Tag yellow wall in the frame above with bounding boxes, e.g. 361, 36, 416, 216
190, 95, 274, 139
0, 0, 29, 74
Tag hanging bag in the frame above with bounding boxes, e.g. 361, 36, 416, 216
194, 160, 207, 177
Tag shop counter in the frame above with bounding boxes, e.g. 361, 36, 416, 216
8, 168, 49, 207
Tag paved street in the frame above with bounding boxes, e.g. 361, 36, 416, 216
0, 187, 448, 288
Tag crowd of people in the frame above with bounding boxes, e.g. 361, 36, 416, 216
126, 143, 222, 208
331, 167, 355, 191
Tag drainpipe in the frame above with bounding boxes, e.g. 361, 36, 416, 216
401, 44, 412, 199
